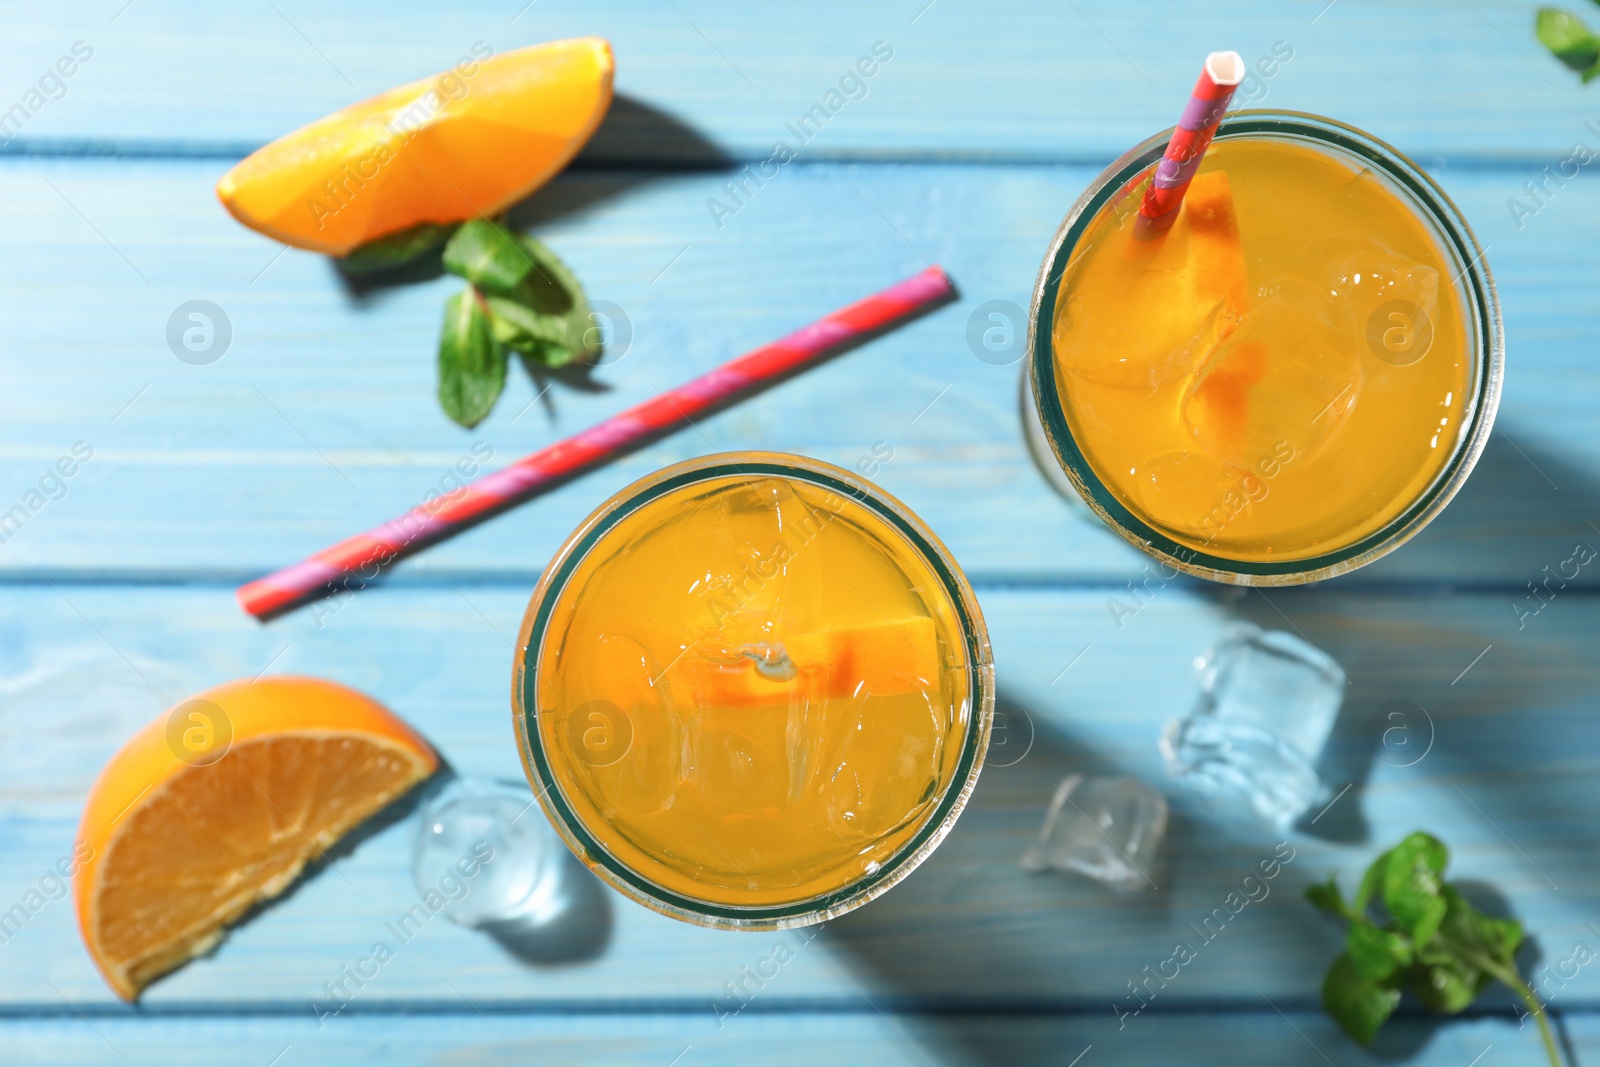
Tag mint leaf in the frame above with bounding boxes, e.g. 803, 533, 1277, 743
485, 298, 583, 370
1412, 943, 1488, 1013
1347, 921, 1414, 982
438, 289, 506, 428
1537, 8, 1600, 79
443, 219, 536, 297
485, 295, 572, 347
515, 345, 577, 382
1381, 832, 1450, 948
1354, 853, 1384, 912
494, 234, 601, 366
1306, 876, 1348, 918
563, 300, 604, 363
1312, 833, 1566, 1066
1440, 886, 1524, 964
340, 223, 457, 274
1322, 953, 1403, 1046
511, 234, 603, 363
511, 233, 584, 315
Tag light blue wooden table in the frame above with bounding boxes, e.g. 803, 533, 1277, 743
3, 2, 1598, 1063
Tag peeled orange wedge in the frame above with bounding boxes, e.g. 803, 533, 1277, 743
1183, 170, 1250, 330
75, 676, 437, 999
216, 37, 614, 256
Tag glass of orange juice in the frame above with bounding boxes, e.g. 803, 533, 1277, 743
1025, 111, 1503, 583
513, 452, 993, 928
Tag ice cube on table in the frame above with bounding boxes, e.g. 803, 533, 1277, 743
413, 778, 568, 929
1021, 775, 1168, 890
1181, 279, 1363, 468
1160, 624, 1345, 825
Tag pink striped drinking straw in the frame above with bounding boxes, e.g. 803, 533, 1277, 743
1136, 50, 1246, 237
237, 265, 955, 618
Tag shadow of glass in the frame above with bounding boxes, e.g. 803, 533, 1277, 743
826, 424, 1600, 1062
823, 691, 1344, 1066
1224, 429, 1600, 854
1361, 430, 1600, 589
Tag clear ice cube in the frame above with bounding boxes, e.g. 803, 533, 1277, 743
561, 632, 682, 819
684, 683, 793, 816
694, 477, 805, 636
1021, 775, 1168, 890
1160, 624, 1345, 825
824, 694, 942, 839
1122, 448, 1252, 542
1326, 233, 1442, 369
1181, 278, 1363, 468
413, 778, 567, 928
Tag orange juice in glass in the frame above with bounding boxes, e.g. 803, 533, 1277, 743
514, 453, 993, 928
1026, 112, 1502, 583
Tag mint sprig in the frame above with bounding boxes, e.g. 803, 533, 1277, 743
1308, 831, 1564, 1066
334, 216, 600, 427
436, 219, 600, 428
1537, 7, 1600, 81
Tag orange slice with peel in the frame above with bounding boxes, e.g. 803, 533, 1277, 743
216, 38, 614, 256
75, 676, 437, 999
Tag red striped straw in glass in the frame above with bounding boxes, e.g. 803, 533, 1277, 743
237, 265, 955, 618
1136, 50, 1246, 237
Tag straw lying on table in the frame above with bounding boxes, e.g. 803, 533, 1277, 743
237, 265, 956, 618
1136, 50, 1245, 237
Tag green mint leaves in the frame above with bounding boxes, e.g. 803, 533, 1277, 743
437, 289, 504, 429
1308, 831, 1563, 1065
1537, 7, 1600, 81
339, 222, 458, 275
442, 218, 537, 296
338, 217, 602, 427
1320, 953, 1403, 1046
437, 219, 600, 428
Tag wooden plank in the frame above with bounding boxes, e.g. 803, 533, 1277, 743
1, 1010, 1593, 1067
0, 158, 1594, 587
2, 1, 1596, 161
3, 585, 1596, 1012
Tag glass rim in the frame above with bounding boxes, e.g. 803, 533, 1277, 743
1026, 109, 1505, 585
511, 450, 996, 930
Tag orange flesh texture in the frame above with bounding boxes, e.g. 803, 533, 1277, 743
1052, 137, 1472, 561
75, 677, 437, 999
215, 38, 614, 255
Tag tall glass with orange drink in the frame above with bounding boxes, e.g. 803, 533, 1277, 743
1026, 112, 1503, 583
514, 453, 993, 928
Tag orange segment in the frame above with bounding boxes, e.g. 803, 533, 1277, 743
1060, 169, 1250, 390
216, 38, 614, 256
75, 677, 437, 999
1185, 336, 1268, 449
1184, 170, 1250, 331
